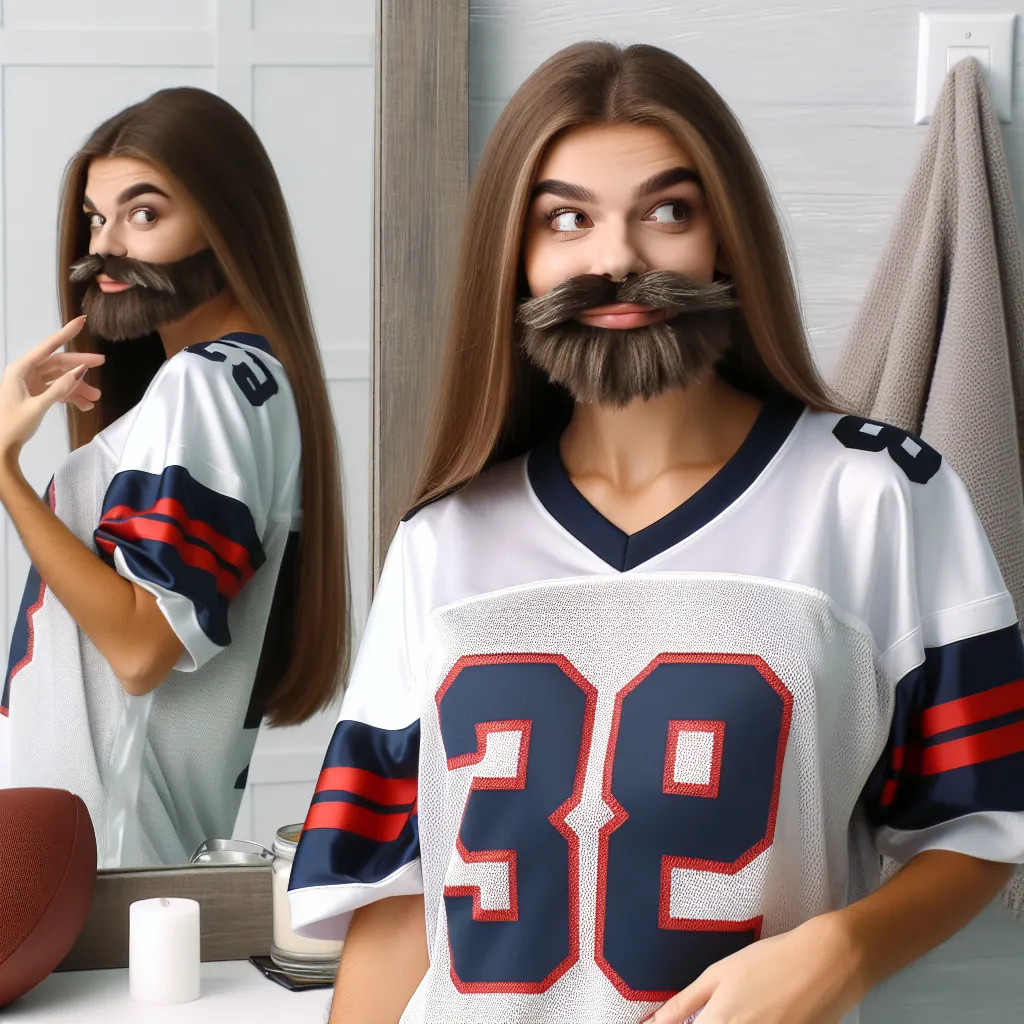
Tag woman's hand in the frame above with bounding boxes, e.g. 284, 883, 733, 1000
0, 316, 104, 463
647, 913, 866, 1024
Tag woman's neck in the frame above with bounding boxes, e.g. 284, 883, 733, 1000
156, 291, 260, 359
559, 373, 764, 495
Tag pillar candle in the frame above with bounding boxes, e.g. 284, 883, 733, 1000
128, 897, 200, 1005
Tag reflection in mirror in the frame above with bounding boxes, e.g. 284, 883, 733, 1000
0, 61, 372, 871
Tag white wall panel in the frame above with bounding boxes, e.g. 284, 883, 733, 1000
1, 0, 213, 30
252, 0, 374, 33
253, 65, 374, 349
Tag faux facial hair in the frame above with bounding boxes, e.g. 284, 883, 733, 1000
516, 270, 739, 406
69, 249, 226, 342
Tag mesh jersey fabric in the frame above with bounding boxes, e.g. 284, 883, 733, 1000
0, 333, 302, 867
289, 399, 1024, 1024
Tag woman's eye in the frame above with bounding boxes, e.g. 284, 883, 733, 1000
648, 200, 692, 225
549, 210, 591, 232
129, 208, 157, 225
87, 213, 104, 229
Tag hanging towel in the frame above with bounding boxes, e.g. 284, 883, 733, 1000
832, 57, 1024, 625
830, 57, 1024, 915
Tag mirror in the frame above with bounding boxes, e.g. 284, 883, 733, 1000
0, 1, 375, 869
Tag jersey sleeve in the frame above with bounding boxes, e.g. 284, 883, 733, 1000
287, 523, 422, 941
93, 341, 287, 673
861, 455, 1024, 868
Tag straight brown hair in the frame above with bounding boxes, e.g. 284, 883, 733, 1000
56, 87, 348, 727
412, 41, 842, 511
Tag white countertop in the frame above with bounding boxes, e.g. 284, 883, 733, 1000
7, 900, 1024, 1022
4, 960, 331, 1023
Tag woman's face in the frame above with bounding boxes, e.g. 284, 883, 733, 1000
521, 122, 724, 329
83, 156, 206, 292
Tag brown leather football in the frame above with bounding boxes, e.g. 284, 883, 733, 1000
0, 788, 97, 1007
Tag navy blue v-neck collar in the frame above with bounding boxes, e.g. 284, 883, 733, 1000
527, 398, 804, 571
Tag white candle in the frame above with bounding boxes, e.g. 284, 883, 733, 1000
129, 897, 201, 1005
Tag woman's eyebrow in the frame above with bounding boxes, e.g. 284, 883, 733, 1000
632, 166, 703, 199
82, 183, 170, 212
530, 179, 597, 203
115, 182, 169, 205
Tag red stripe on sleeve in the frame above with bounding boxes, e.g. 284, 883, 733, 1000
920, 678, 1024, 738
102, 498, 254, 578
314, 766, 417, 806
303, 801, 411, 842
879, 779, 899, 807
920, 719, 1024, 775
99, 518, 243, 598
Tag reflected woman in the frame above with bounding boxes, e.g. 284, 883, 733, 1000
0, 87, 349, 868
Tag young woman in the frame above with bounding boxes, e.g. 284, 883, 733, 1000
0, 87, 349, 868
288, 42, 1023, 1024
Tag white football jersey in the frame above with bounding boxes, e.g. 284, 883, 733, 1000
1, 333, 302, 867
288, 399, 1024, 1024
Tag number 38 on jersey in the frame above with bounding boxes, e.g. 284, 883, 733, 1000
436, 652, 793, 1001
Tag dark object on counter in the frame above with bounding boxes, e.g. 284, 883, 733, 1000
0, 788, 97, 1006
249, 954, 336, 991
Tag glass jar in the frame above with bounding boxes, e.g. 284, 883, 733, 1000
270, 824, 343, 975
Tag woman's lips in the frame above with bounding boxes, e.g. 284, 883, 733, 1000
96, 275, 132, 294
575, 303, 671, 330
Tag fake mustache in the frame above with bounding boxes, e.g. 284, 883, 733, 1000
68, 253, 180, 294
516, 271, 738, 330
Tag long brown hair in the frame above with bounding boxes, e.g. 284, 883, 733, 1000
56, 87, 348, 726
412, 41, 841, 511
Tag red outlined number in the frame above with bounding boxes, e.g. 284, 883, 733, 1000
437, 652, 792, 999
436, 654, 596, 993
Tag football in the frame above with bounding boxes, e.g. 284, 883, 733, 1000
0, 788, 97, 1007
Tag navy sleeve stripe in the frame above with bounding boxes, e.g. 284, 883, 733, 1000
94, 467, 266, 647
309, 790, 414, 814
917, 718, 1024, 775
97, 516, 246, 599
104, 511, 245, 582
314, 765, 417, 805
288, 719, 420, 893
865, 623, 1024, 831
99, 466, 265, 573
100, 535, 232, 647
921, 677, 1024, 737
3, 479, 54, 713
304, 800, 413, 842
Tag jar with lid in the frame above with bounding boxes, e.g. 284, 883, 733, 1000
271, 824, 343, 974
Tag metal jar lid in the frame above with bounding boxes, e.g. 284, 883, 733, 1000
189, 838, 275, 866
273, 823, 305, 861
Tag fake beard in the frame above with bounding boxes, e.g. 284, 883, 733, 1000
69, 249, 226, 342
517, 271, 739, 407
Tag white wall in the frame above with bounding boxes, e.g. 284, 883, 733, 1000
469, 1, 1024, 1020
0, 0, 374, 855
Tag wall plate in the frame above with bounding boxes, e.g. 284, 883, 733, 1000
915, 11, 1016, 124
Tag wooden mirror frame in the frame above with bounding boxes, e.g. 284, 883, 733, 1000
58, 0, 469, 971
373, 0, 469, 572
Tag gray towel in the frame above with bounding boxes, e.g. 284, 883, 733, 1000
831, 58, 1024, 914
832, 57, 1024, 623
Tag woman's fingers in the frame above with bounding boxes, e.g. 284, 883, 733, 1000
69, 380, 101, 403
39, 350, 105, 376
35, 363, 90, 412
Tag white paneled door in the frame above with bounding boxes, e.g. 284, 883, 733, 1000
0, 0, 374, 852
